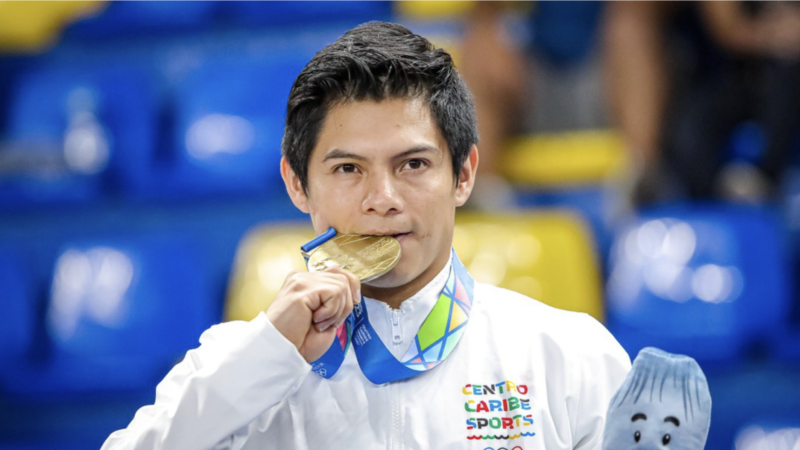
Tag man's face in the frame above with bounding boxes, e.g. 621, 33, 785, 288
282, 97, 476, 289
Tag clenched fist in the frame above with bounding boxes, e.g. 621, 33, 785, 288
266, 267, 361, 362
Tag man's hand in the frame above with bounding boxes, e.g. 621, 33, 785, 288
266, 267, 361, 363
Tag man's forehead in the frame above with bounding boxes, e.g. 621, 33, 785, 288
311, 98, 447, 162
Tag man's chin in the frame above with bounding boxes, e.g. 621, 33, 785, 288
363, 270, 408, 289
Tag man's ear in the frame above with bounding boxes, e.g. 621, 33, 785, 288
455, 145, 479, 207
281, 156, 310, 214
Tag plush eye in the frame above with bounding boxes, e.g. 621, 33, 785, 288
634, 431, 641, 443
662, 434, 671, 445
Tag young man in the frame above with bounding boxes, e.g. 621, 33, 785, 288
103, 21, 630, 450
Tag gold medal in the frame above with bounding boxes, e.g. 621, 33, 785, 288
305, 234, 401, 282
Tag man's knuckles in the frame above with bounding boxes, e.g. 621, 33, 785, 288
342, 299, 355, 316
283, 271, 308, 292
285, 270, 350, 292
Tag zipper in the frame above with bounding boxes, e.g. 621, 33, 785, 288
388, 307, 402, 450
390, 309, 403, 346
390, 381, 402, 450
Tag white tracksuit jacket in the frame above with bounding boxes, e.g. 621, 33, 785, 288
103, 259, 631, 450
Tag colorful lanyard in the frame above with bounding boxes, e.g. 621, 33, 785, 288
303, 235, 474, 385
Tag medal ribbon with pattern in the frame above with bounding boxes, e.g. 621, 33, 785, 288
302, 229, 475, 384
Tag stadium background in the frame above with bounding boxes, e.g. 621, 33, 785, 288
0, 1, 799, 449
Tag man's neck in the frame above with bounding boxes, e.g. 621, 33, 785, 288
362, 251, 450, 310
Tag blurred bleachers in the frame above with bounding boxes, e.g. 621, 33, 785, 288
606, 203, 790, 364
1, 2, 799, 449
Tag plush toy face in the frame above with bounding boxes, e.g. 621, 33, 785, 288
602, 347, 711, 450
605, 395, 702, 450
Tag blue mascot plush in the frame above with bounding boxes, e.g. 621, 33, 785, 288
603, 347, 712, 450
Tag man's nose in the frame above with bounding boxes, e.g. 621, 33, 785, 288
361, 172, 403, 216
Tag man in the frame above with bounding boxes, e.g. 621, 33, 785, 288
103, 21, 630, 450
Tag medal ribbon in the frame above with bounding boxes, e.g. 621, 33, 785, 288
304, 234, 474, 384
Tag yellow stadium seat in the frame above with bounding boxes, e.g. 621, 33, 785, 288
453, 211, 603, 320
500, 129, 630, 187
395, 1, 477, 21
0, 1, 107, 54
225, 223, 316, 322
227, 212, 602, 322
395, 0, 535, 20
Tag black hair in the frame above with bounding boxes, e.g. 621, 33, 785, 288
282, 21, 478, 191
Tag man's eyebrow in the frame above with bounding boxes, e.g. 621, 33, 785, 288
664, 416, 680, 427
322, 149, 368, 163
631, 413, 647, 422
322, 145, 440, 163
392, 144, 440, 161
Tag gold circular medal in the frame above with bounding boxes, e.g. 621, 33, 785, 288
306, 234, 401, 282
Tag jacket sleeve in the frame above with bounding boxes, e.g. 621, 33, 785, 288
568, 314, 632, 450
101, 312, 312, 450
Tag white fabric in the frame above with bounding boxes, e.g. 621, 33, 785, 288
103, 271, 631, 450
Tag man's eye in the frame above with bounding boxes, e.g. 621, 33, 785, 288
336, 164, 357, 173
404, 159, 427, 170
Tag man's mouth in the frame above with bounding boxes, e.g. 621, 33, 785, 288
364, 231, 411, 241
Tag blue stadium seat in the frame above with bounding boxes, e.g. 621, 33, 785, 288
733, 423, 800, 450
703, 363, 800, 449
65, 1, 218, 38
223, 1, 392, 27
166, 55, 309, 197
778, 168, 800, 361
605, 203, 790, 364
0, 248, 34, 366
0, 236, 216, 397
0, 443, 92, 450
4, 64, 158, 205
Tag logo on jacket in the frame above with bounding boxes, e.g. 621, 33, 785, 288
464, 380, 536, 441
